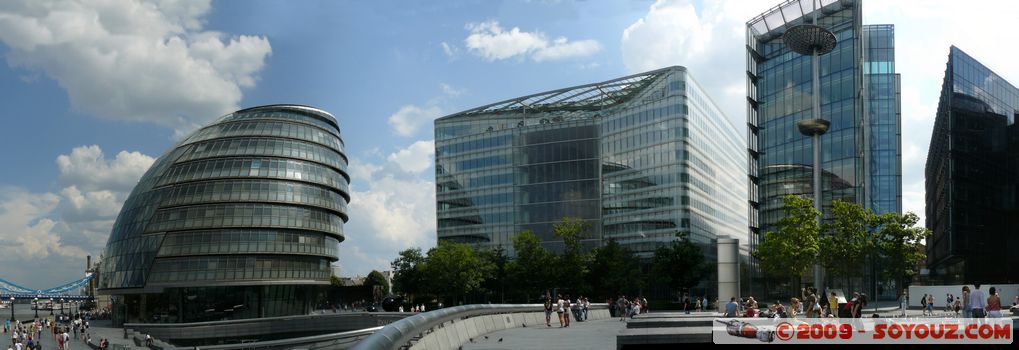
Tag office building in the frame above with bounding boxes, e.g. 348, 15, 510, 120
435, 66, 748, 295
746, 0, 901, 298
926, 46, 1019, 284
98, 105, 349, 323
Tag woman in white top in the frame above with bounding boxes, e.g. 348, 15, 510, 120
556, 295, 565, 327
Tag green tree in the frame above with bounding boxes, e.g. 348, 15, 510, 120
587, 239, 642, 300
364, 270, 390, 302
753, 195, 820, 295
874, 211, 930, 297
508, 230, 558, 301
423, 241, 490, 305
391, 248, 426, 301
479, 246, 510, 303
553, 217, 592, 296
820, 200, 877, 293
651, 232, 709, 300
330, 275, 343, 287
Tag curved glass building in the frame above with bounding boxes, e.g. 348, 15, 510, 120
98, 105, 349, 324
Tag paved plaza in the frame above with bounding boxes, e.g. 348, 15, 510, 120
461, 317, 625, 350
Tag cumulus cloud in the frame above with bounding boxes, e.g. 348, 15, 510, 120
387, 140, 435, 174
387, 105, 444, 137
464, 20, 601, 62
0, 145, 155, 288
0, 0, 272, 137
340, 141, 437, 276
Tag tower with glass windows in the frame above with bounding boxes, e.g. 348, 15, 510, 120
98, 105, 349, 324
746, 0, 901, 299
435, 66, 749, 297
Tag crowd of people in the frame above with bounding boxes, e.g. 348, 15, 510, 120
917, 284, 1014, 318
2, 309, 115, 350
542, 293, 591, 327
722, 288, 871, 319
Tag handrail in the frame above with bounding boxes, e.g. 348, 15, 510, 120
124, 311, 407, 328
351, 303, 607, 350
193, 326, 384, 350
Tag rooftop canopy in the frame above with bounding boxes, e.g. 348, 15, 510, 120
747, 0, 851, 40
439, 66, 678, 120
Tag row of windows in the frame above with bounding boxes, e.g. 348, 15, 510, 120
146, 203, 345, 236
438, 211, 513, 228
179, 137, 347, 171
158, 158, 348, 192
518, 179, 599, 204
600, 104, 684, 135
437, 192, 513, 210
456, 155, 512, 172
184, 120, 343, 153
602, 123, 685, 156
519, 200, 600, 224
148, 256, 329, 283
222, 110, 340, 137
160, 179, 348, 213
521, 125, 598, 145
158, 231, 338, 258
436, 134, 513, 157
468, 173, 513, 188
518, 139, 598, 165
519, 160, 599, 184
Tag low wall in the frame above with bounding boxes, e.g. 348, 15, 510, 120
908, 284, 1019, 308
410, 308, 611, 350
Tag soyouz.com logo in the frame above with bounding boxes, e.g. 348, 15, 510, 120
713, 318, 1013, 344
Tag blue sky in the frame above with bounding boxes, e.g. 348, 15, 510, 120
1, 0, 1017, 289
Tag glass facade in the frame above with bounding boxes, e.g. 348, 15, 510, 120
747, 0, 901, 298
98, 105, 348, 323
925, 47, 1019, 284
435, 67, 748, 296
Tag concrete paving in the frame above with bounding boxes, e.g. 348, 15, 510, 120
461, 317, 626, 350
3, 303, 146, 350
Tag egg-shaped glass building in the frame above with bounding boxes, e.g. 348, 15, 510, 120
98, 105, 348, 324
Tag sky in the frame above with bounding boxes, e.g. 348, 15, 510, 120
0, 0, 1017, 289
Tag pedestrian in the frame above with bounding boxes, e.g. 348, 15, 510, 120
630, 298, 640, 319
961, 286, 971, 318
789, 298, 800, 319
724, 297, 739, 317
563, 295, 572, 327
617, 295, 628, 322
969, 283, 987, 318
556, 295, 565, 327
805, 290, 817, 318
583, 297, 590, 321
920, 293, 928, 316
695, 298, 702, 312
986, 287, 1002, 318
543, 293, 553, 327
953, 297, 961, 316
925, 294, 934, 316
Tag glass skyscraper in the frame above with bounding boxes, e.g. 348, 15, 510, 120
435, 66, 748, 295
926, 47, 1019, 284
746, 0, 901, 298
98, 105, 349, 324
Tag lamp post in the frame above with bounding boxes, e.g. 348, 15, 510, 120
9, 297, 14, 321
782, 0, 837, 291
34, 297, 38, 319
49, 298, 54, 316
61, 298, 65, 315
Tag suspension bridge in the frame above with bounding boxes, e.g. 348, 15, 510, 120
0, 274, 94, 300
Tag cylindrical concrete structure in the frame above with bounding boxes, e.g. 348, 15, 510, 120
717, 238, 740, 313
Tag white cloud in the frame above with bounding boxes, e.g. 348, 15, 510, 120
440, 83, 465, 97
340, 141, 438, 276
440, 41, 460, 59
0, 0, 272, 136
56, 145, 156, 193
464, 20, 601, 62
387, 140, 435, 174
387, 105, 444, 137
0, 188, 88, 287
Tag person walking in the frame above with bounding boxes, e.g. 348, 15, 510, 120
543, 293, 554, 327
953, 297, 961, 317
563, 295, 572, 327
556, 295, 565, 327
987, 287, 1002, 318
969, 283, 987, 318
925, 294, 934, 316
617, 295, 628, 322
920, 294, 928, 316
961, 286, 971, 318
695, 298, 702, 312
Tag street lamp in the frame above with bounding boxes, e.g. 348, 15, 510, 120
783, 0, 837, 291
34, 297, 38, 319
9, 297, 14, 321
49, 298, 54, 316
61, 298, 65, 315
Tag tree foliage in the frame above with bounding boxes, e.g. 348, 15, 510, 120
651, 232, 709, 298
753, 195, 820, 290
508, 230, 558, 299
391, 248, 426, 299
588, 239, 642, 299
422, 241, 491, 305
364, 270, 390, 301
874, 211, 930, 295
820, 200, 877, 291
479, 245, 510, 303
553, 217, 591, 295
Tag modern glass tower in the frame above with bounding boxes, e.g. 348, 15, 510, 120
435, 66, 748, 295
746, 0, 901, 298
98, 105, 349, 324
926, 47, 1019, 284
